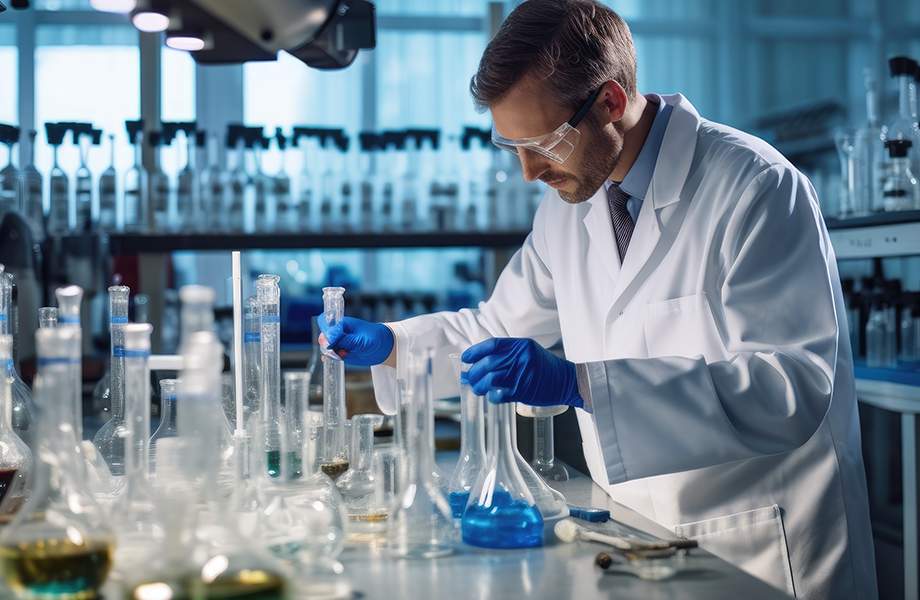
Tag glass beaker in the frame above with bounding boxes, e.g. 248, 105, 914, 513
54, 285, 84, 444
462, 397, 543, 549
335, 413, 386, 539
38, 307, 58, 329
92, 285, 130, 477
149, 379, 179, 485
257, 275, 284, 479
387, 352, 454, 558
530, 413, 569, 483
447, 354, 486, 518
0, 335, 32, 513
320, 287, 349, 478
0, 327, 115, 600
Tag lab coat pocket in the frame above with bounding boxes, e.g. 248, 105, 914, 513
643, 293, 725, 361
674, 505, 795, 596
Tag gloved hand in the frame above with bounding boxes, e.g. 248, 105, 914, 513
317, 314, 394, 367
461, 338, 583, 408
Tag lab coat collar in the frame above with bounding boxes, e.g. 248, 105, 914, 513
648, 93, 700, 210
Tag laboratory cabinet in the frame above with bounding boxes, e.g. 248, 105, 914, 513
827, 212, 920, 600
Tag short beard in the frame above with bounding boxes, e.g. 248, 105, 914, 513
556, 124, 622, 205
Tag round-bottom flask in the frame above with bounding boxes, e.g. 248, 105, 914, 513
462, 399, 544, 549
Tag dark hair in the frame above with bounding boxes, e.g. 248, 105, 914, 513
470, 0, 637, 114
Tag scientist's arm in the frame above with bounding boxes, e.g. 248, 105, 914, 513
588, 164, 840, 484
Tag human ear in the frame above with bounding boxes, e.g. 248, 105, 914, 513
599, 80, 628, 123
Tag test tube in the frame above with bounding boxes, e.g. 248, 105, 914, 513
256, 275, 283, 478
321, 287, 348, 477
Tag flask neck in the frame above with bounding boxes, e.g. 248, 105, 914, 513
531, 415, 555, 468
0, 364, 14, 434
458, 382, 486, 461
352, 416, 375, 472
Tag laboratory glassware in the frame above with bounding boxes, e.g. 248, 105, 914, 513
321, 287, 349, 478
530, 414, 568, 482
0, 327, 115, 600
387, 354, 454, 558
0, 273, 35, 453
400, 133, 422, 231
176, 127, 198, 232
512, 410, 569, 520
357, 133, 378, 232
74, 128, 94, 233
462, 397, 544, 549
338, 135, 355, 232
38, 307, 57, 329
200, 133, 225, 233
307, 316, 322, 406
149, 379, 178, 483
55, 285, 84, 443
835, 128, 875, 218
335, 413, 386, 539
447, 354, 487, 518
0, 335, 32, 510
226, 132, 247, 232
900, 307, 919, 362
866, 304, 897, 368
379, 133, 400, 232
46, 124, 70, 236
178, 284, 215, 350
430, 132, 460, 232
0, 125, 18, 217
283, 371, 309, 479
257, 274, 284, 478
882, 56, 920, 175
243, 295, 262, 427
252, 133, 271, 232
296, 133, 317, 231
18, 131, 45, 243
149, 132, 171, 232
273, 129, 295, 233
92, 286, 130, 477
882, 140, 919, 212
98, 134, 117, 232
124, 127, 149, 233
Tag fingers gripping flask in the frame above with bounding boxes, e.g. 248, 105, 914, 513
462, 397, 544, 549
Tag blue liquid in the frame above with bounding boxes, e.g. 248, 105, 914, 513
449, 491, 470, 518
461, 490, 544, 548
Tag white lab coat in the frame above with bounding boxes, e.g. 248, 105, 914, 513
371, 94, 877, 600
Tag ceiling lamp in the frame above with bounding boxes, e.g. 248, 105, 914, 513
131, 1, 171, 33
166, 32, 208, 51
89, 0, 135, 13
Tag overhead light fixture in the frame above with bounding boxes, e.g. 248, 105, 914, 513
132, 9, 170, 32
89, 0, 135, 13
166, 31, 210, 52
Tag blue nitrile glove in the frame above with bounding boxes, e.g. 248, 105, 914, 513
461, 338, 583, 408
317, 314, 394, 367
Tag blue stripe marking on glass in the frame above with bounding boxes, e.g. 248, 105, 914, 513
261, 315, 280, 323
110, 316, 128, 324
0, 314, 7, 321
164, 395, 177, 401
244, 332, 261, 343
124, 349, 150, 358
38, 357, 77, 367
112, 347, 125, 357
59, 316, 80, 323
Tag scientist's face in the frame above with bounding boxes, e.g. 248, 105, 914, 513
490, 80, 622, 204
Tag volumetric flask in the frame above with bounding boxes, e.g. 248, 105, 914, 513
530, 413, 568, 482
447, 354, 486, 518
0, 328, 115, 600
321, 287, 349, 478
336, 413, 386, 540
462, 397, 543, 549
387, 353, 454, 558
92, 285, 130, 477
512, 408, 569, 520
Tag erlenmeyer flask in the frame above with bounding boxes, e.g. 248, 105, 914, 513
530, 413, 568, 482
335, 413, 386, 540
462, 398, 544, 549
447, 354, 486, 518
0, 335, 32, 514
387, 352, 454, 558
0, 327, 115, 599
320, 287, 349, 478
149, 379, 178, 485
92, 285, 130, 477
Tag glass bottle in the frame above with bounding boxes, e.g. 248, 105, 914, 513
252, 135, 270, 233
226, 135, 247, 233
296, 134, 315, 231
0, 125, 18, 217
257, 275, 283, 478
92, 286, 130, 477
882, 140, 920, 212
124, 129, 149, 233
320, 287, 349, 478
0, 327, 115, 600
306, 316, 322, 407
387, 352, 454, 558
47, 128, 70, 236
866, 303, 898, 368
149, 379, 178, 484
900, 307, 918, 362
150, 132, 171, 233
98, 134, 117, 232
0, 335, 32, 512
17, 131, 45, 243
462, 397, 544, 549
338, 137, 354, 232
243, 296, 262, 427
200, 133, 225, 233
319, 138, 337, 232
335, 413, 386, 539
176, 129, 198, 233
882, 56, 920, 175
38, 307, 57, 329
1, 273, 35, 453
54, 285, 83, 443
400, 135, 421, 232
271, 129, 294, 233
530, 414, 568, 482
74, 130, 93, 233
447, 354, 486, 518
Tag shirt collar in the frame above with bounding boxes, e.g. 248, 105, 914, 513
605, 94, 673, 200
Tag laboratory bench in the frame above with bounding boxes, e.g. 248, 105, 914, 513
328, 451, 794, 600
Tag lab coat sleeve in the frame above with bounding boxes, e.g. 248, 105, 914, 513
371, 199, 563, 414
590, 164, 840, 484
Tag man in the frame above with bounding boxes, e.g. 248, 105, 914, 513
319, 1, 877, 597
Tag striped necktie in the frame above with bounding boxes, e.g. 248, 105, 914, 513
607, 182, 634, 262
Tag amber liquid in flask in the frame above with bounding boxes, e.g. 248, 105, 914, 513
0, 538, 113, 600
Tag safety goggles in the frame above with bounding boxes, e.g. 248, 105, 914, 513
491, 84, 605, 164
